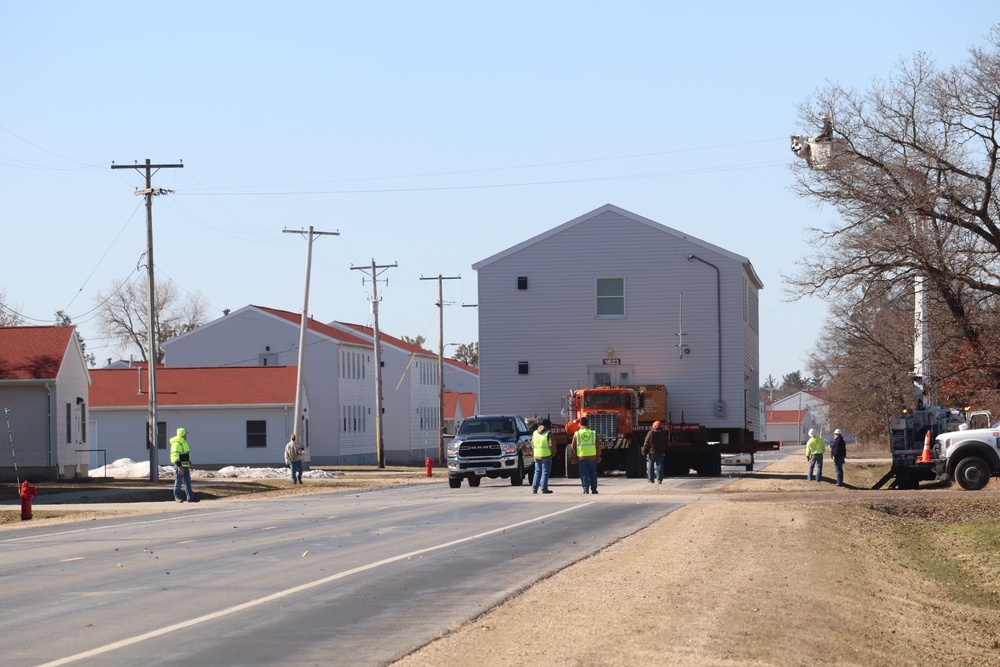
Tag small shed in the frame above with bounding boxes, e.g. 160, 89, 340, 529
0, 326, 91, 481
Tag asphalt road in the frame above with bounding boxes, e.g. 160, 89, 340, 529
1, 477, 708, 667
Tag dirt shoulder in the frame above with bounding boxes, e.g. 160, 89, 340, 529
393, 456, 1000, 667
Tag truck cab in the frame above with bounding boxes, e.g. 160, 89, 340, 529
934, 415, 1000, 490
446, 415, 534, 489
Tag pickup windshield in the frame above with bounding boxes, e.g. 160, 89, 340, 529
459, 418, 515, 435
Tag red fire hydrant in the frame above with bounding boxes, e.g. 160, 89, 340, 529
20, 480, 38, 521
425, 457, 434, 477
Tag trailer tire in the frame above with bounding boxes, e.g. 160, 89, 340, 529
954, 456, 991, 491
448, 476, 462, 489
625, 441, 645, 478
565, 446, 580, 479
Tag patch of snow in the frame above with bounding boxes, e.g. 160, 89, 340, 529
91, 458, 336, 480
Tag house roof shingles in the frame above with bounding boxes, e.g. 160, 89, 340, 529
91, 366, 299, 407
0, 326, 74, 380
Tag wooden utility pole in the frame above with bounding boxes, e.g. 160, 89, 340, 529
351, 260, 397, 468
283, 226, 339, 446
110, 159, 183, 482
420, 273, 460, 464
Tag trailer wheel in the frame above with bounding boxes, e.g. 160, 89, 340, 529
467, 475, 481, 487
448, 476, 462, 489
954, 456, 991, 491
565, 446, 580, 479
510, 455, 525, 486
625, 441, 645, 478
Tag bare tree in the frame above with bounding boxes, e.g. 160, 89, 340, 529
55, 310, 97, 367
0, 288, 25, 326
452, 341, 479, 367
790, 26, 1000, 412
94, 275, 208, 363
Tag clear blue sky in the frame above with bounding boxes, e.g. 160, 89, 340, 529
0, 2, 993, 381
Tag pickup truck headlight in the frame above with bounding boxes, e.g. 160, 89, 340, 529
447, 441, 460, 457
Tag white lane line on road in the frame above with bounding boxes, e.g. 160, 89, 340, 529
0, 510, 241, 543
39, 502, 593, 667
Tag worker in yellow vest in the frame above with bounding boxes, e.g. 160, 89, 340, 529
531, 419, 555, 494
170, 427, 197, 503
572, 416, 602, 494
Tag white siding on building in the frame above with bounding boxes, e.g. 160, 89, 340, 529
163, 307, 358, 465
89, 406, 298, 468
473, 205, 764, 433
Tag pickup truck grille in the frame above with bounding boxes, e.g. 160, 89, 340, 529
458, 442, 503, 458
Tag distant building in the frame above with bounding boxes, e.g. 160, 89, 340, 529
764, 408, 815, 445
89, 365, 303, 468
444, 391, 479, 435
0, 326, 90, 481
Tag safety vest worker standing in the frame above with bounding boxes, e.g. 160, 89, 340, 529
572, 416, 602, 494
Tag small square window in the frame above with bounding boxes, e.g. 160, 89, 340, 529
517, 276, 528, 290
518, 361, 529, 375
246, 420, 267, 448
596, 278, 625, 318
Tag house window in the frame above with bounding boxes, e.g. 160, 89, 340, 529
518, 361, 529, 375
146, 422, 167, 450
246, 420, 267, 448
517, 276, 528, 290
259, 353, 279, 366
596, 278, 625, 318
66, 403, 71, 444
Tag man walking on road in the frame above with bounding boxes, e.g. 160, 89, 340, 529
805, 428, 826, 482
572, 416, 602, 494
170, 427, 197, 502
531, 419, 555, 494
285, 433, 305, 484
642, 420, 667, 483
830, 428, 847, 486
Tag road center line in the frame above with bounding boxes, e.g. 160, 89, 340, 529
38, 502, 592, 667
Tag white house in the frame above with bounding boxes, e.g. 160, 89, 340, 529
89, 365, 304, 468
163, 306, 375, 465
0, 326, 91, 481
328, 323, 479, 463
472, 204, 764, 438
772, 391, 830, 433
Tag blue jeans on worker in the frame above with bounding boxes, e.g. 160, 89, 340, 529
579, 459, 598, 493
174, 465, 194, 500
808, 453, 824, 481
833, 457, 844, 486
647, 454, 664, 482
290, 460, 303, 483
532, 457, 552, 492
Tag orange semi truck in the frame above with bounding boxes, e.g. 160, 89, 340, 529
550, 384, 779, 478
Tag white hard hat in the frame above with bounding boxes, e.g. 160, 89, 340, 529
834, 429, 842, 435
808, 428, 817, 437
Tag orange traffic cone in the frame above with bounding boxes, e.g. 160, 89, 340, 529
916, 430, 933, 464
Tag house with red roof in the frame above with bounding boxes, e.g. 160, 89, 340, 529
0, 326, 91, 481
328, 322, 479, 462
444, 391, 479, 435
89, 365, 303, 468
163, 305, 373, 465
764, 408, 816, 445
162, 305, 480, 465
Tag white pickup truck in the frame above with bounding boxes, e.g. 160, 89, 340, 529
934, 419, 1000, 490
